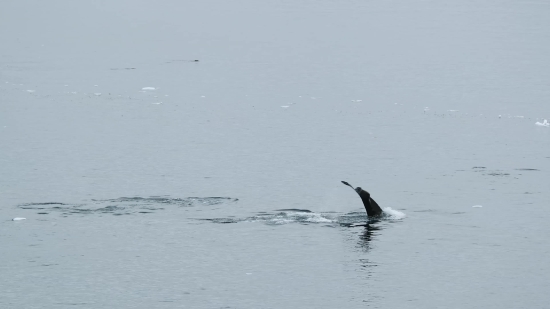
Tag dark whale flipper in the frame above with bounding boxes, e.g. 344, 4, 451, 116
341, 181, 383, 217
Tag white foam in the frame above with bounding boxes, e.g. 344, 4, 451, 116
383, 207, 406, 219
535, 119, 549, 127
281, 105, 289, 108
12, 217, 26, 221
93, 93, 101, 96
142, 87, 156, 91
27, 90, 35, 93
249, 211, 335, 225
472, 205, 483, 208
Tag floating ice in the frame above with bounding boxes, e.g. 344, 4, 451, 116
151, 102, 162, 105
93, 93, 101, 96
472, 205, 483, 208
12, 217, 26, 221
383, 207, 406, 219
281, 105, 289, 108
142, 87, 156, 91
27, 90, 35, 93
535, 119, 549, 127
351, 99, 362, 102
448, 110, 459, 112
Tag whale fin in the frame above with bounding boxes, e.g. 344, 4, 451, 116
342, 182, 383, 217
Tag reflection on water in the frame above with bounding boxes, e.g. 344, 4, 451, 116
357, 223, 382, 252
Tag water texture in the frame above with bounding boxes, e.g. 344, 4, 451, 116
1, 0, 549, 308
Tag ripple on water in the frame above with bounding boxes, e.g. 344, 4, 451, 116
17, 196, 238, 216
201, 208, 405, 226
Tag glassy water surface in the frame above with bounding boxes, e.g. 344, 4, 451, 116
1, 0, 549, 308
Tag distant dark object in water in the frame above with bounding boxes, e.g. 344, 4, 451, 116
275, 209, 312, 213
341, 181, 383, 217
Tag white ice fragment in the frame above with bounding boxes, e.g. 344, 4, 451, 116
151, 102, 162, 105
448, 110, 459, 112
94, 85, 98, 87
424, 107, 429, 111
281, 105, 289, 108
93, 93, 101, 96
165, 95, 169, 97
246, 273, 252, 275
535, 119, 549, 127
351, 99, 363, 102
472, 205, 483, 208
498, 115, 502, 118
142, 87, 156, 91
27, 90, 35, 93
12, 217, 26, 221
201, 96, 205, 98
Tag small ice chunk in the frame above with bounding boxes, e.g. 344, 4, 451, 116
535, 119, 549, 127
142, 87, 156, 91
12, 217, 26, 221
151, 102, 162, 105
93, 93, 101, 96
281, 105, 289, 108
448, 110, 459, 112
472, 205, 483, 208
200, 95, 205, 98
27, 90, 35, 93
94, 85, 98, 87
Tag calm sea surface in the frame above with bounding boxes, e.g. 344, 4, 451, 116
1, 1, 549, 308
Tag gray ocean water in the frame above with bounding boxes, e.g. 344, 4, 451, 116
1, 1, 549, 308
